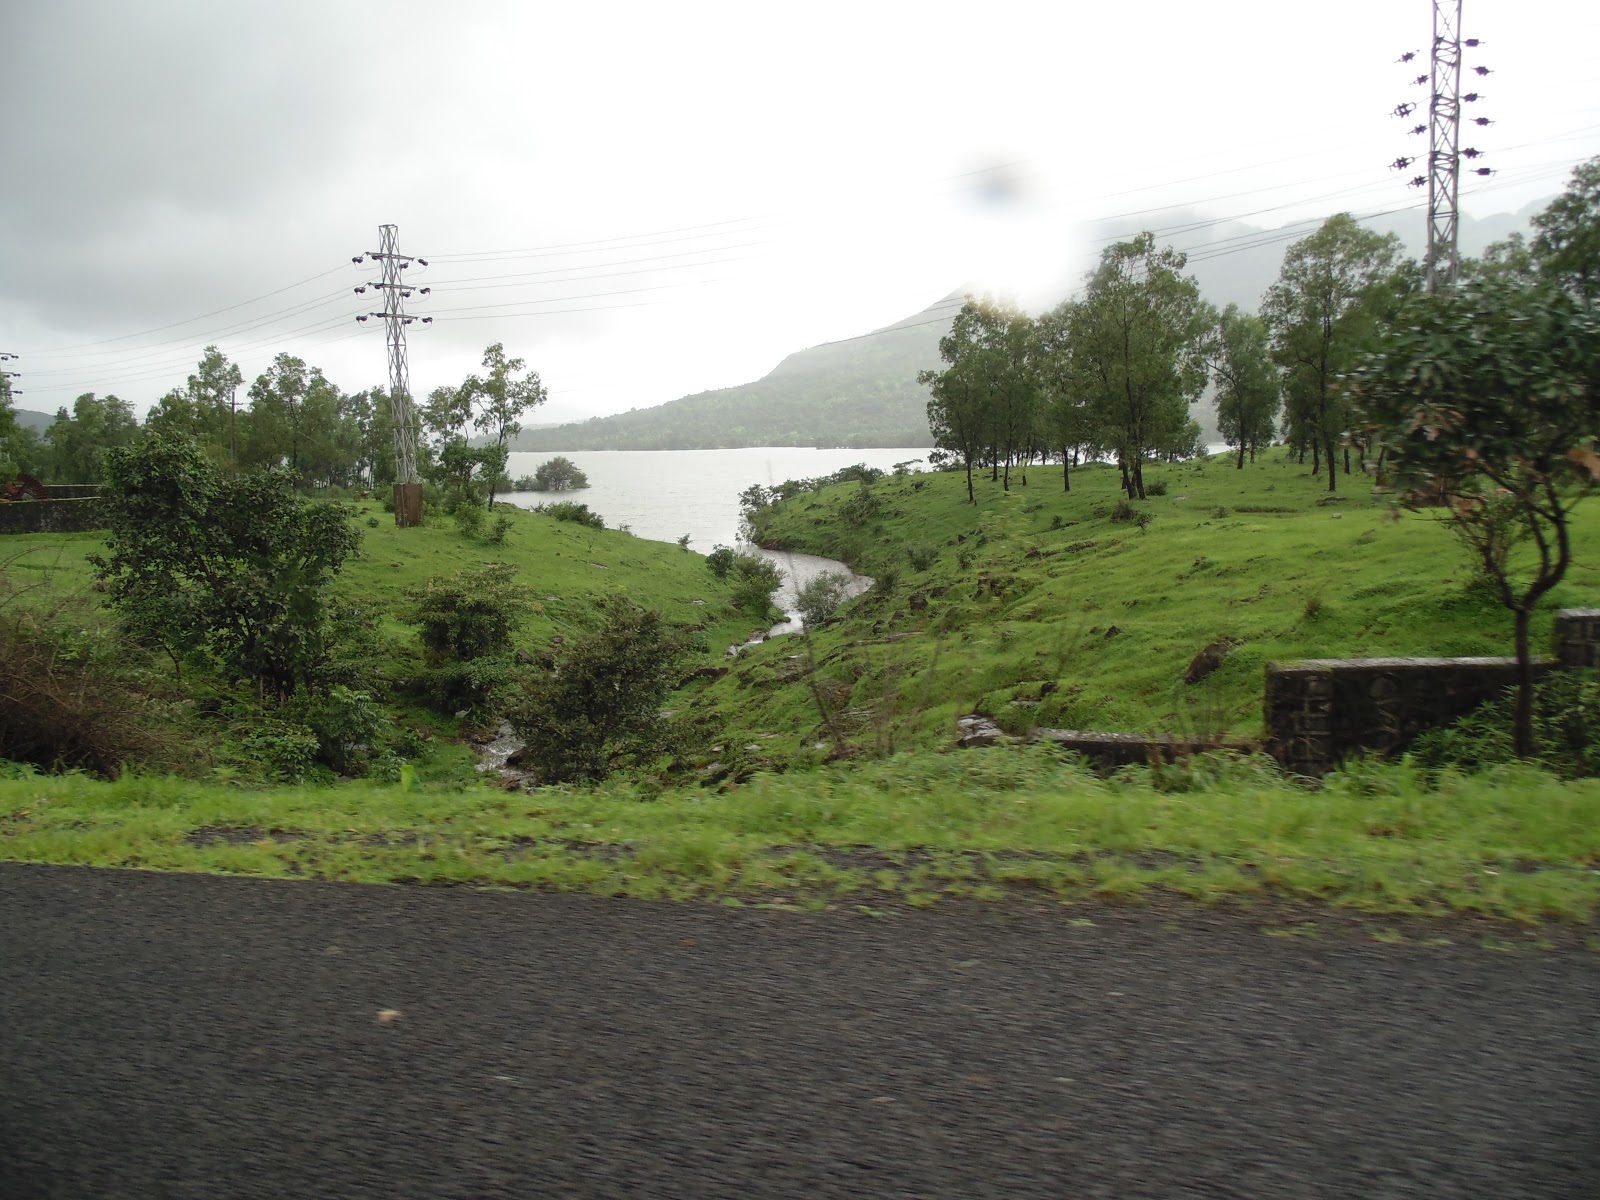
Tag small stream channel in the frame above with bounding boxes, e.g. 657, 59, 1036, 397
476, 546, 868, 779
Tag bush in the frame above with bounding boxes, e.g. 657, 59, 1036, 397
238, 721, 322, 784
730, 553, 784, 615
290, 684, 386, 776
796, 571, 851, 627
1146, 478, 1169, 496
535, 501, 604, 529
0, 604, 157, 776
838, 483, 883, 528
502, 602, 687, 783
705, 545, 737, 579
409, 563, 530, 664
511, 475, 539, 492
906, 543, 937, 571
486, 514, 512, 545
453, 502, 486, 537
1110, 499, 1137, 523
1413, 670, 1600, 778
530, 456, 590, 492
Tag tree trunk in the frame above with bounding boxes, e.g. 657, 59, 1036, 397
1133, 458, 1146, 500
1236, 442, 1246, 470
1119, 458, 1131, 496
965, 456, 975, 505
1324, 435, 1338, 492
1311, 440, 1319, 475
1343, 447, 1351, 476
1002, 457, 1010, 492
1061, 447, 1071, 492
1513, 606, 1537, 759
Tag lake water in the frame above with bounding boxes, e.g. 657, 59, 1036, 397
501, 447, 928, 624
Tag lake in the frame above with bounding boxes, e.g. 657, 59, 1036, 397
501, 447, 929, 625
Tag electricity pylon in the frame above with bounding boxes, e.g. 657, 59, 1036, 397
354, 224, 431, 526
1426, 0, 1464, 292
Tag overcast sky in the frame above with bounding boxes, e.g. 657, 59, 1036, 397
4, 0, 1598, 422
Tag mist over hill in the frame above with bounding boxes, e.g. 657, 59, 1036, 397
510, 293, 958, 452
511, 198, 1546, 452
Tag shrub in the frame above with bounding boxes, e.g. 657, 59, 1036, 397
705, 545, 737, 579
873, 564, 900, 598
511, 474, 539, 492
1412, 671, 1600, 778
1146, 479, 1169, 496
238, 721, 321, 784
535, 501, 605, 529
409, 563, 530, 664
502, 602, 688, 783
453, 502, 486, 537
290, 684, 386, 776
366, 516, 381, 528
796, 571, 851, 627
730, 553, 784, 615
1110, 499, 1137, 523
839, 483, 883, 528
486, 514, 512, 545
906, 543, 938, 572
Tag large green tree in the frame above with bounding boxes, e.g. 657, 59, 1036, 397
43, 393, 138, 483
1351, 272, 1599, 758
1262, 214, 1401, 493
1033, 301, 1098, 491
919, 299, 997, 504
1069, 233, 1214, 499
1531, 155, 1600, 307
461, 342, 547, 510
1211, 304, 1281, 469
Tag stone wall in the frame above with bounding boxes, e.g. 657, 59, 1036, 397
0, 497, 106, 534
1554, 609, 1600, 669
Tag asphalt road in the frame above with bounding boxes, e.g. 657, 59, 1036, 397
2, 862, 1596, 1199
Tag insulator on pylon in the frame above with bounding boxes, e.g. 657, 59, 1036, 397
1409, 176, 1427, 188
356, 315, 369, 322
1472, 65, 1491, 76
1390, 157, 1416, 171
1471, 116, 1494, 126
1410, 124, 1427, 135
1471, 167, 1493, 177
351, 256, 363, 264
1393, 102, 1416, 118
1397, 50, 1419, 62
1462, 92, 1481, 102
1460, 148, 1484, 159
1464, 37, 1481, 47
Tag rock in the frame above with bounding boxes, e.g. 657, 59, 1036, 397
412, 724, 433, 740
537, 651, 556, 669
549, 635, 564, 646
1103, 625, 1121, 639
692, 598, 705, 605
956, 714, 1007, 747
909, 592, 928, 611
1040, 681, 1059, 697
683, 664, 729, 682
1185, 636, 1242, 684
1025, 546, 1042, 559
515, 649, 535, 665
702, 761, 731, 784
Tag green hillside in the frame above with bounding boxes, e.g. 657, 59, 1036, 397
510, 295, 959, 451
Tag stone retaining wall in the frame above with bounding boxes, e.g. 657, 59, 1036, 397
0, 496, 106, 534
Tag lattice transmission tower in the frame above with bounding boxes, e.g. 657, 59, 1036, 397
1425, 0, 1465, 292
354, 224, 431, 526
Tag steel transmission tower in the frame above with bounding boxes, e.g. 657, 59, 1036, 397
1426, 0, 1464, 292
354, 224, 431, 526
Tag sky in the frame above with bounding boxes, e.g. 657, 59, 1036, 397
3, 0, 1598, 423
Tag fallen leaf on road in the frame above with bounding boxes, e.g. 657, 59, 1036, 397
376, 1009, 402, 1024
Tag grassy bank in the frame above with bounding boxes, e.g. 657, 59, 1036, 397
690, 450, 1600, 763
0, 500, 752, 781
4, 746, 1598, 926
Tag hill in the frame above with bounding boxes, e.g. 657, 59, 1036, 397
509, 294, 959, 452
9, 408, 53, 434
511, 199, 1543, 453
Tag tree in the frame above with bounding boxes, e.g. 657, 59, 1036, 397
1530, 155, 1600, 307
503, 601, 688, 783
531, 455, 589, 491
1211, 305, 1281, 468
1262, 215, 1401, 493
242, 354, 313, 476
42, 393, 138, 482
92, 435, 359, 696
1069, 233, 1214, 499
461, 342, 547, 510
1351, 272, 1600, 758
920, 298, 996, 505
1034, 301, 1097, 491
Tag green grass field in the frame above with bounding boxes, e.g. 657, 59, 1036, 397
4, 458, 1598, 929
3, 746, 1597, 926
695, 449, 1600, 761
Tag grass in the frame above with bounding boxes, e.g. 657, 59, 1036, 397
3, 744, 1597, 924
699, 449, 1600, 760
